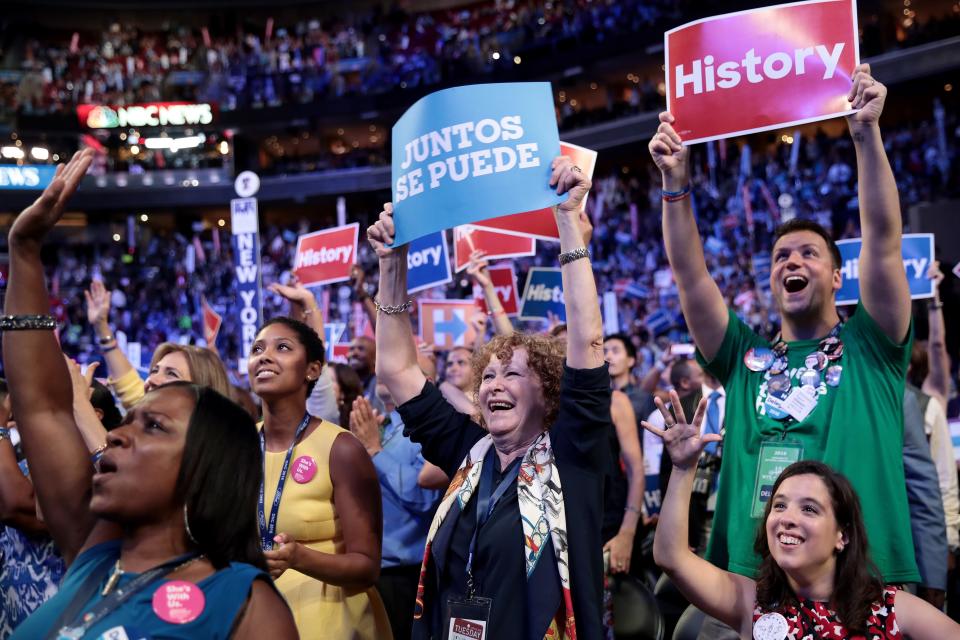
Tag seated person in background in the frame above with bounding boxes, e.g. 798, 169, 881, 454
643, 391, 960, 639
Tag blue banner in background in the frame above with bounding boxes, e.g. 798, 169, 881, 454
0, 165, 58, 190
836, 233, 935, 305
407, 231, 452, 294
518, 267, 565, 321
230, 197, 263, 373
390, 82, 565, 246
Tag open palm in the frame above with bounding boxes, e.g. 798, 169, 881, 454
9, 149, 93, 246
641, 391, 720, 470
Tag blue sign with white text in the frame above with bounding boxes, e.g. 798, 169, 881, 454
390, 82, 565, 246
230, 197, 263, 373
0, 165, 58, 190
836, 233, 935, 305
407, 231, 452, 294
518, 267, 565, 321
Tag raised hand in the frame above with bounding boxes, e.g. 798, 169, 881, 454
9, 149, 93, 249
268, 275, 316, 309
65, 356, 98, 400
648, 112, 690, 189
550, 155, 592, 215
846, 63, 886, 127
641, 391, 719, 471
927, 260, 944, 292
84, 280, 112, 327
349, 264, 368, 299
466, 250, 493, 288
349, 396, 383, 456
365, 202, 408, 260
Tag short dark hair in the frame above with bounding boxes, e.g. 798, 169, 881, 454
90, 380, 122, 431
773, 219, 842, 269
669, 359, 698, 389
604, 333, 637, 361
754, 460, 882, 635
260, 317, 326, 393
172, 383, 267, 571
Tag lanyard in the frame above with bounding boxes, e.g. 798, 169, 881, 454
51, 552, 199, 640
465, 449, 521, 597
258, 413, 311, 551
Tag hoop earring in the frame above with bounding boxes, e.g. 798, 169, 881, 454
184, 503, 199, 545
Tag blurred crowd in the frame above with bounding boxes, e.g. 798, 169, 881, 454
32, 100, 956, 386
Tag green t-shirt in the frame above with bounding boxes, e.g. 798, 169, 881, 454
698, 304, 919, 583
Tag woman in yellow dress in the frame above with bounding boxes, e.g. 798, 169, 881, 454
249, 316, 392, 639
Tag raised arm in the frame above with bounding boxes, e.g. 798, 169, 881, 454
467, 250, 513, 336
367, 203, 426, 405
3, 149, 100, 561
550, 156, 603, 369
922, 262, 949, 409
847, 64, 910, 343
642, 391, 753, 631
268, 275, 324, 335
648, 113, 728, 361
351, 265, 378, 331
604, 390, 645, 574
85, 280, 139, 387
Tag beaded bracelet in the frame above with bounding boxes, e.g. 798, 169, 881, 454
0, 315, 56, 331
558, 247, 590, 266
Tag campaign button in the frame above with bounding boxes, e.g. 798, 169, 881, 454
771, 341, 788, 358
767, 374, 792, 398
799, 368, 820, 387
804, 352, 827, 371
744, 347, 774, 372
753, 612, 789, 640
825, 365, 843, 387
769, 356, 789, 375
152, 581, 205, 625
292, 455, 318, 484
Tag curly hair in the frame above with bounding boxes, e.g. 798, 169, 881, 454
469, 333, 565, 430
753, 460, 883, 635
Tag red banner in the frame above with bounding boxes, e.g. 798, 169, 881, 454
294, 223, 359, 287
474, 264, 520, 317
470, 142, 598, 240
201, 297, 222, 345
665, 0, 858, 144
418, 299, 479, 350
453, 226, 535, 273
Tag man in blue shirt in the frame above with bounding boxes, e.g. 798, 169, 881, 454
350, 383, 441, 640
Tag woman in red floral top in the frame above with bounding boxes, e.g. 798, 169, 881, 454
643, 391, 960, 640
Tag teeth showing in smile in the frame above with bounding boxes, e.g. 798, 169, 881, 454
778, 534, 802, 546
488, 401, 514, 412
256, 370, 278, 379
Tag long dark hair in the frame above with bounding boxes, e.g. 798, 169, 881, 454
332, 363, 363, 428
753, 460, 882, 634
173, 383, 267, 570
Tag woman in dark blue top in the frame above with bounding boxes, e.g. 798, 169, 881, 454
367, 156, 611, 639
3, 150, 297, 639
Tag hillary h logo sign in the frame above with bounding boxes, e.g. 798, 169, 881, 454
835, 233, 936, 305
390, 82, 564, 246
418, 299, 479, 349
519, 267, 565, 321
407, 231, 453, 294
665, 0, 859, 144
293, 223, 359, 287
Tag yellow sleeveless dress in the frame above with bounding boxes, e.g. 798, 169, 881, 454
262, 420, 392, 639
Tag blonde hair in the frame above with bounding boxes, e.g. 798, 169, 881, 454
150, 343, 232, 398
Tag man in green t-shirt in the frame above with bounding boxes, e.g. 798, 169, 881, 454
647, 63, 919, 584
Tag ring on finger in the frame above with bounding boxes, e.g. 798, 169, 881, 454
571, 166, 582, 173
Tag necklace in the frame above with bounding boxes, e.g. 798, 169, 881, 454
101, 554, 206, 596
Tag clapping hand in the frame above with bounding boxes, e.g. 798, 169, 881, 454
641, 391, 720, 471
349, 396, 383, 457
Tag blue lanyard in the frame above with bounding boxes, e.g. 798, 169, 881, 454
258, 414, 311, 551
465, 448, 521, 597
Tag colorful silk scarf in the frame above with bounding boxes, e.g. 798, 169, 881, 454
413, 432, 576, 639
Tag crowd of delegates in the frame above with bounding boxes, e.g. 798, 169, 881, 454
0, 70, 959, 640
6, 1, 959, 118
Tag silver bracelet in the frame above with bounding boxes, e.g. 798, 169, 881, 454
374, 298, 413, 315
558, 247, 590, 266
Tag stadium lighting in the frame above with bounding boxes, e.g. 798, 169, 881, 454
130, 145, 140, 154
30, 147, 49, 160
1, 146, 24, 159
514, 56, 521, 64
112, 233, 122, 242
217, 219, 226, 227
492, 51, 501, 60
219, 141, 229, 155
140, 214, 149, 222
144, 135, 205, 152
